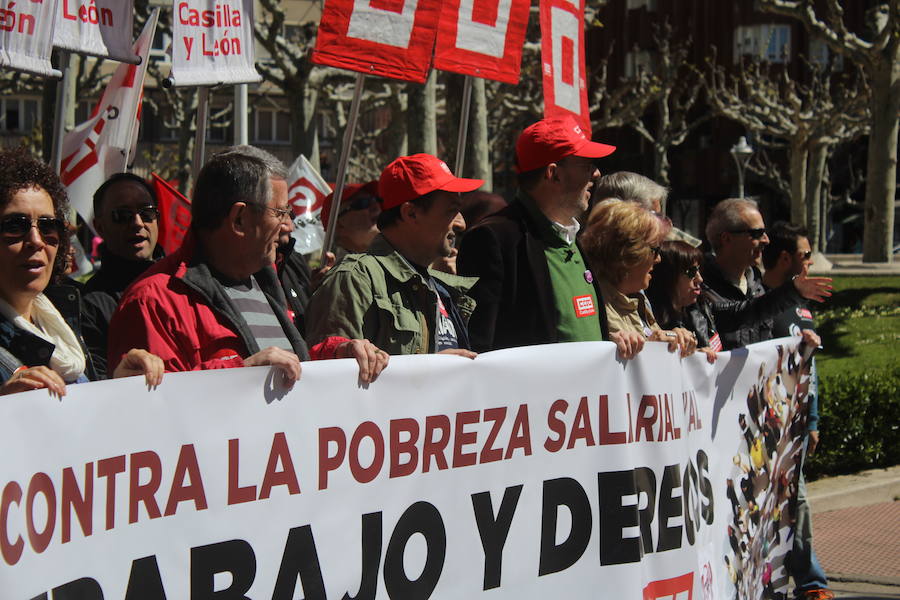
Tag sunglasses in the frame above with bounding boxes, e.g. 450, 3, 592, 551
684, 265, 700, 278
110, 205, 160, 224
338, 194, 378, 217
800, 250, 812, 260
730, 228, 767, 240
0, 214, 65, 243
650, 246, 661, 258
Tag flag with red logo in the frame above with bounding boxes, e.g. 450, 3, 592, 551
539, 0, 590, 132
312, 0, 442, 83
433, 0, 530, 84
286, 155, 331, 254
59, 9, 159, 225
53, 0, 139, 63
150, 173, 192, 255
0, 0, 61, 78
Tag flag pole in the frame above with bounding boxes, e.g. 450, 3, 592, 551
50, 51, 73, 173
454, 75, 474, 176
235, 84, 249, 145
122, 9, 160, 173
321, 72, 366, 255
192, 87, 210, 171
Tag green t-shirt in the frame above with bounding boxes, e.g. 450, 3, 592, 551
521, 195, 603, 342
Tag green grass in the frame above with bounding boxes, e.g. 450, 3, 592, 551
815, 275, 900, 378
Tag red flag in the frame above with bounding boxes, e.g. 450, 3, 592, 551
433, 0, 531, 84
151, 173, 192, 255
312, 0, 441, 83
539, 0, 590, 132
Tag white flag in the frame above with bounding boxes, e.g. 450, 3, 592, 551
286, 155, 330, 254
59, 10, 159, 224
0, 0, 61, 78
169, 0, 261, 86
53, 0, 139, 64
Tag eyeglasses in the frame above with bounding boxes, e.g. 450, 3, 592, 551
799, 250, 812, 260
650, 246, 661, 258
338, 194, 378, 217
730, 228, 767, 240
256, 204, 293, 221
684, 265, 700, 278
0, 214, 65, 243
110, 205, 160, 224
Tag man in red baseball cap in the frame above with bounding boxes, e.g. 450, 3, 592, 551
458, 116, 624, 353
306, 154, 483, 357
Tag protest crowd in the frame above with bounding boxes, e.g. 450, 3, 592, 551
0, 115, 836, 600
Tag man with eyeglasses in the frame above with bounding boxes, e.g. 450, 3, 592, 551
701, 198, 831, 350
761, 221, 834, 600
108, 146, 388, 385
82, 173, 164, 378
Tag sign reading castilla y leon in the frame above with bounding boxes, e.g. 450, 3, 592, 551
0, 340, 812, 599
169, 0, 261, 86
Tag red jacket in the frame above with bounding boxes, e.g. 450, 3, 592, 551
108, 235, 344, 373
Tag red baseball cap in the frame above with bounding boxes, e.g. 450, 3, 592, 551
379, 154, 483, 210
321, 181, 379, 231
515, 116, 616, 173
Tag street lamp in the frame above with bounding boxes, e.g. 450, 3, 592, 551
730, 136, 754, 199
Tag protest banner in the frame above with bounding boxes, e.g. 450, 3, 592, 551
286, 155, 331, 255
169, 0, 260, 86
312, 0, 442, 83
433, 0, 531, 84
53, 0, 138, 63
0, 0, 61, 78
58, 10, 158, 225
0, 339, 812, 598
539, 0, 590, 131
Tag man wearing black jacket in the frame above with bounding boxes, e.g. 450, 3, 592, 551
82, 173, 163, 378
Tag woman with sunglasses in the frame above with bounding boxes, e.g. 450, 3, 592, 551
646, 241, 720, 363
0, 148, 164, 397
581, 200, 697, 359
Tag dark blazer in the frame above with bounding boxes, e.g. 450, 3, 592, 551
457, 196, 609, 352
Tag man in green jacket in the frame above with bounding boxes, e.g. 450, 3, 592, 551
306, 154, 483, 357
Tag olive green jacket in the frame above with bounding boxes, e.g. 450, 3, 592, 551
306, 235, 478, 355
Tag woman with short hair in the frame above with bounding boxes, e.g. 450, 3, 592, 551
0, 148, 163, 396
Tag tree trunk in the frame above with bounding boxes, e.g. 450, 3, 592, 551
805, 142, 828, 252
466, 77, 491, 190
862, 58, 899, 263
789, 138, 808, 226
289, 77, 320, 171
406, 70, 437, 155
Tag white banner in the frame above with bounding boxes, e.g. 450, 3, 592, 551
0, 0, 61, 78
169, 0, 261, 87
286, 154, 330, 254
59, 10, 158, 225
0, 340, 813, 599
53, 0, 138, 63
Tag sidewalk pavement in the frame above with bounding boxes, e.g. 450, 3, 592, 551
806, 465, 900, 598
810, 254, 900, 276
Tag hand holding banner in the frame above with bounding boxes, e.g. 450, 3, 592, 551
539, 0, 590, 132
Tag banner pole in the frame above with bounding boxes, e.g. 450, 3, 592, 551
51, 51, 73, 173
322, 72, 366, 255
193, 87, 210, 171
234, 84, 248, 145
454, 75, 474, 177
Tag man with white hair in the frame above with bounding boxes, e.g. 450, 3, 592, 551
701, 198, 831, 350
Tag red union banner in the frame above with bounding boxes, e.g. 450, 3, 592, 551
312, 0, 441, 83
433, 0, 530, 84
539, 0, 590, 132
